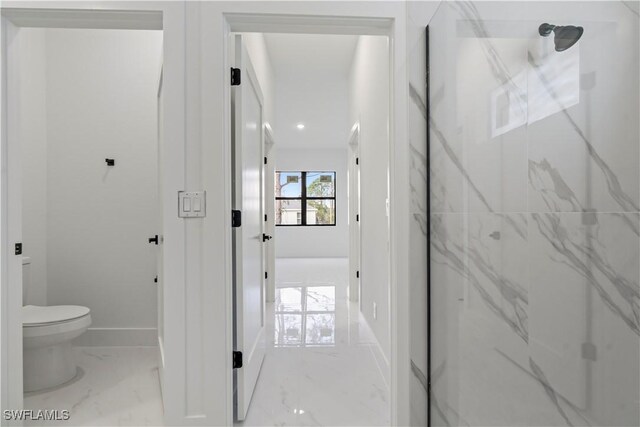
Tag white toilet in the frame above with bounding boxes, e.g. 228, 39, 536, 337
22, 257, 92, 392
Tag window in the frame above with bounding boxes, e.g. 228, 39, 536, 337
275, 171, 336, 226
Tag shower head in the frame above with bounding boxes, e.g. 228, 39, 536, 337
539, 23, 584, 52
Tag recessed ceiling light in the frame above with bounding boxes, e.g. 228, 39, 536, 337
296, 123, 305, 130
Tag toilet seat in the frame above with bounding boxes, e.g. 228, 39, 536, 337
23, 305, 91, 327
22, 306, 92, 341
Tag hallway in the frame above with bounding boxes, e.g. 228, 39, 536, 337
239, 258, 389, 426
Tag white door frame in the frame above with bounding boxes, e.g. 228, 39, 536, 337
348, 122, 361, 304
1, 18, 23, 419
0, 5, 186, 425
222, 13, 408, 425
156, 63, 165, 395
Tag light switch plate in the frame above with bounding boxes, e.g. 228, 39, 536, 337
178, 191, 206, 218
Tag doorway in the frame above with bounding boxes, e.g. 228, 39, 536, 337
0, 7, 185, 424
231, 31, 392, 425
17, 26, 162, 424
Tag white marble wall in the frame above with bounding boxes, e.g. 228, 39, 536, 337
421, 1, 640, 426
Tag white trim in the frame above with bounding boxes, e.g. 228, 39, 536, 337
348, 122, 361, 304
157, 65, 163, 99
348, 121, 360, 147
359, 309, 390, 387
1, 17, 24, 421
1, 8, 162, 30
389, 17, 411, 424
225, 13, 391, 36
264, 123, 275, 148
264, 123, 276, 303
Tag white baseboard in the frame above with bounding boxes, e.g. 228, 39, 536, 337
275, 256, 349, 260
73, 327, 157, 347
358, 311, 390, 387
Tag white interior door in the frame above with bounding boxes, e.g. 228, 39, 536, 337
156, 64, 165, 394
232, 34, 266, 422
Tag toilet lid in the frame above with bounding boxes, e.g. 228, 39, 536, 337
23, 305, 90, 326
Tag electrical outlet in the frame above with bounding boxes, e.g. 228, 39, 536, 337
373, 302, 377, 320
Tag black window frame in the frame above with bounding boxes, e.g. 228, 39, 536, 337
275, 171, 337, 227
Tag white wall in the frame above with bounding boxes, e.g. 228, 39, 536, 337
19, 28, 163, 346
273, 63, 350, 259
19, 28, 48, 307
275, 148, 348, 258
349, 35, 391, 363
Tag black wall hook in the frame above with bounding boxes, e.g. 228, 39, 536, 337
105, 158, 115, 166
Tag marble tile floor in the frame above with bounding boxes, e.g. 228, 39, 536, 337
24, 259, 389, 427
24, 346, 163, 426
237, 258, 390, 427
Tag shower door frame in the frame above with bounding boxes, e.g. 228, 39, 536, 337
426, 25, 432, 427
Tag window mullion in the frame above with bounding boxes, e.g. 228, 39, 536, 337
301, 171, 307, 225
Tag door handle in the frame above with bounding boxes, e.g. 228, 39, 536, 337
148, 235, 159, 245
262, 234, 272, 242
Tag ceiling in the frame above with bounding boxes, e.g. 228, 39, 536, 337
263, 33, 359, 77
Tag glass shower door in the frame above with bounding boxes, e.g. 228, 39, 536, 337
427, 2, 640, 426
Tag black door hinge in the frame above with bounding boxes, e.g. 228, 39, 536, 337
15, 243, 22, 255
231, 68, 241, 86
154, 276, 158, 283
233, 351, 243, 369
356, 270, 360, 279
232, 210, 242, 227
265, 271, 268, 279
356, 157, 359, 165
264, 214, 267, 222
264, 157, 267, 165
356, 214, 359, 222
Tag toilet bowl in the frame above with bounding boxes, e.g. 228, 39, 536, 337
23, 305, 91, 392
22, 258, 91, 392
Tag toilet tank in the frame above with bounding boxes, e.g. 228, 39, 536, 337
22, 256, 31, 305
